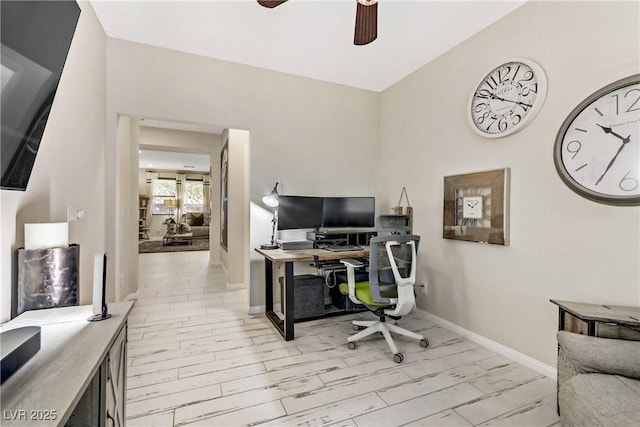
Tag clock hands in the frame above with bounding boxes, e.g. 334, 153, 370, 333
466, 201, 479, 208
490, 93, 532, 109
597, 124, 628, 142
596, 134, 631, 185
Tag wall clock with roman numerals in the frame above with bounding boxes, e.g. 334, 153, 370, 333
469, 58, 548, 138
554, 74, 640, 206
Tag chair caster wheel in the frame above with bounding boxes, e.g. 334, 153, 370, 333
420, 338, 429, 348
348, 342, 356, 350
394, 353, 404, 363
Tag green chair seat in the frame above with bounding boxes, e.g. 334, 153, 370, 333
339, 281, 397, 306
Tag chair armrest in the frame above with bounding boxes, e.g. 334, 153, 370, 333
339, 259, 364, 304
340, 258, 364, 268
557, 331, 640, 385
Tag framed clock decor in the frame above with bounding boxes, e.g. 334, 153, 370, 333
469, 58, 548, 138
443, 168, 510, 245
554, 74, 640, 206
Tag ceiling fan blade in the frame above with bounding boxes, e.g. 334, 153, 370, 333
258, 0, 288, 8
354, 0, 378, 46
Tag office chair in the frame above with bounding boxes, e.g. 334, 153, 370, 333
339, 234, 429, 363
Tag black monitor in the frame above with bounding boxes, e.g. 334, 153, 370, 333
277, 195, 324, 230
322, 197, 375, 228
1, 1, 81, 191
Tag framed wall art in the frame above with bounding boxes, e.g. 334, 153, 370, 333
443, 168, 510, 245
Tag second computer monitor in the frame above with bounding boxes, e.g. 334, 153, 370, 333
322, 197, 375, 228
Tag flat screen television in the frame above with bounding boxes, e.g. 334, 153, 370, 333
277, 195, 324, 230
322, 197, 375, 228
1, 1, 81, 191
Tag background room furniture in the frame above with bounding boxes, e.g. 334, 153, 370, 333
163, 232, 193, 246
255, 246, 369, 340
17, 244, 80, 315
0, 301, 134, 426
163, 198, 177, 222
181, 213, 210, 239
556, 331, 640, 426
138, 196, 149, 240
339, 234, 429, 363
550, 299, 640, 341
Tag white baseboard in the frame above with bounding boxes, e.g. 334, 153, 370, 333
125, 292, 138, 302
417, 308, 556, 380
245, 303, 556, 379
248, 305, 264, 315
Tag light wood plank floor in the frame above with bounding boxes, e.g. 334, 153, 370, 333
127, 251, 560, 426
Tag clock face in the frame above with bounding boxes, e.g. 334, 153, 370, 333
462, 196, 483, 219
469, 58, 547, 138
455, 187, 491, 227
554, 75, 640, 206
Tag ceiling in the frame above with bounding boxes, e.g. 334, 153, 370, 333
103, 1, 527, 171
91, 0, 526, 92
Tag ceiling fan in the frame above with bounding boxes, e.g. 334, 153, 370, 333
257, 0, 378, 46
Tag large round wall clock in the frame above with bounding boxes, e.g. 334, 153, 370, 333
469, 58, 548, 138
554, 74, 640, 206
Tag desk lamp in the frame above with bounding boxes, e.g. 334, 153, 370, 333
260, 182, 279, 249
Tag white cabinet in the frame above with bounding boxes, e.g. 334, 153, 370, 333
0, 302, 134, 427
106, 324, 127, 426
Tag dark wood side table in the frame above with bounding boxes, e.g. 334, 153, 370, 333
550, 299, 640, 340
550, 299, 640, 414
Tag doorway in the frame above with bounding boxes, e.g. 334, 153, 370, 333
115, 115, 251, 303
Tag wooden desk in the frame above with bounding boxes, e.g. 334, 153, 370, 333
550, 299, 640, 340
255, 246, 369, 340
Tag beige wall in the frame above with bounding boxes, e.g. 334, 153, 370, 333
0, 1, 107, 323
105, 39, 380, 307
115, 116, 139, 301
379, 0, 640, 367
219, 129, 250, 287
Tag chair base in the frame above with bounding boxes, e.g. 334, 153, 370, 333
348, 319, 427, 360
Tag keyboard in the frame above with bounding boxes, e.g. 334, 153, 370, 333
326, 245, 362, 252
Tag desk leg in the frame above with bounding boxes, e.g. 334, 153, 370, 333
283, 262, 294, 341
265, 258, 274, 313
264, 259, 295, 341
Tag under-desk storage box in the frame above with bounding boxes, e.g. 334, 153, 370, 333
281, 274, 325, 320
